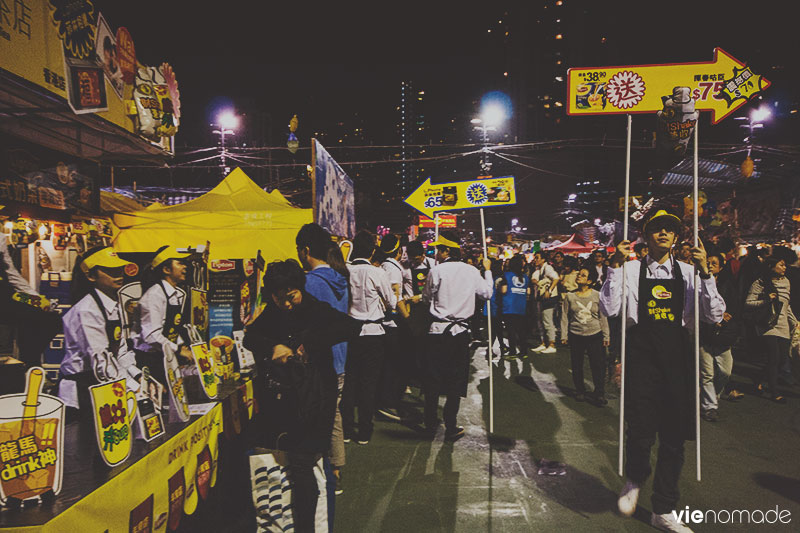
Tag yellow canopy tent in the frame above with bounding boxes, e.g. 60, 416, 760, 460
111, 168, 312, 261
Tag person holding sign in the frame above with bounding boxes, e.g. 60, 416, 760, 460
422, 231, 493, 441
600, 210, 725, 532
134, 246, 193, 384
59, 247, 141, 414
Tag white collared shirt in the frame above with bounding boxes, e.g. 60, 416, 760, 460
380, 258, 407, 328
348, 259, 397, 335
424, 261, 494, 335
599, 256, 726, 329
59, 289, 140, 408
134, 280, 186, 353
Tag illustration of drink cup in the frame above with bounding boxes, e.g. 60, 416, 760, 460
0, 368, 65, 504
88, 378, 138, 467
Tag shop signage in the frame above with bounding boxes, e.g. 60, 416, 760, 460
418, 214, 457, 228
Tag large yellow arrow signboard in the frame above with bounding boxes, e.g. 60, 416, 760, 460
405, 176, 516, 218
567, 48, 769, 124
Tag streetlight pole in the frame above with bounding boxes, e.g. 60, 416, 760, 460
213, 110, 239, 179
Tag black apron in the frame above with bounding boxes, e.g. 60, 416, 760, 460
135, 283, 184, 384
62, 291, 123, 414
160, 282, 185, 345
626, 258, 695, 441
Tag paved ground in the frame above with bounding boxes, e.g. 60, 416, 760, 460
333, 343, 800, 532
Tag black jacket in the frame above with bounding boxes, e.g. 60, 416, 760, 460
243, 292, 361, 453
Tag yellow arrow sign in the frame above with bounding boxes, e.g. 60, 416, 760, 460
405, 175, 516, 218
567, 48, 770, 124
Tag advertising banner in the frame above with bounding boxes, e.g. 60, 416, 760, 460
418, 214, 457, 228
567, 48, 770, 124
312, 140, 355, 238
405, 175, 516, 218
39, 404, 222, 533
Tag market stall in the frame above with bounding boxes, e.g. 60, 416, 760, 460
111, 168, 312, 262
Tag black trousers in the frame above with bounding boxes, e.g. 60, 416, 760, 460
341, 335, 384, 441
503, 314, 527, 354
568, 332, 606, 395
378, 326, 407, 409
423, 332, 469, 431
287, 452, 320, 533
489, 314, 505, 355
0, 297, 61, 367
762, 335, 789, 395
626, 329, 691, 515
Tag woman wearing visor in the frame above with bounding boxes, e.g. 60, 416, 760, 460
134, 246, 193, 383
59, 247, 141, 414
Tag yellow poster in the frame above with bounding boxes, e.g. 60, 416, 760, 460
405, 175, 516, 218
567, 48, 770, 124
39, 404, 222, 533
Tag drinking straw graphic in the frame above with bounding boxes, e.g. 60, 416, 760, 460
21, 368, 44, 437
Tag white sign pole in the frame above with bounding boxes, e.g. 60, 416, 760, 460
618, 114, 632, 476
694, 119, 702, 482
480, 207, 494, 434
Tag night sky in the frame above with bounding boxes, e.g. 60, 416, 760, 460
95, 1, 798, 235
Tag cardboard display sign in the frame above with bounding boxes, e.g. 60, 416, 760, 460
0, 368, 65, 505
88, 378, 138, 467
135, 371, 165, 442
232, 330, 256, 370
189, 344, 218, 400
118, 282, 142, 346
190, 288, 209, 341
163, 345, 190, 423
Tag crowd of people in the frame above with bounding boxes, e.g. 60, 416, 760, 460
3, 208, 799, 532
239, 211, 800, 532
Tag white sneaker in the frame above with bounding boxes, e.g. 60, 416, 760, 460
532, 344, 547, 352
617, 479, 640, 517
541, 346, 557, 354
651, 512, 694, 532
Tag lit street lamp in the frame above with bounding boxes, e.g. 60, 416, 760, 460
212, 110, 239, 177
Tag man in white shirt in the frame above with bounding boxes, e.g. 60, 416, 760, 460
422, 231, 492, 441
530, 251, 560, 354
376, 234, 414, 421
134, 246, 193, 384
600, 210, 725, 533
341, 231, 397, 445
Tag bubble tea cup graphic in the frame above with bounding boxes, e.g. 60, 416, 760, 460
0, 367, 65, 505
89, 378, 138, 467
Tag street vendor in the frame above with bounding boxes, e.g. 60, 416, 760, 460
600, 210, 725, 533
0, 237, 61, 369
134, 246, 193, 383
59, 247, 141, 413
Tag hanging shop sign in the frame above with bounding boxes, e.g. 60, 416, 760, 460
567, 48, 770, 124
128, 64, 180, 140
418, 214, 458, 228
0, 368, 65, 506
0, 163, 95, 212
405, 175, 516, 218
95, 13, 123, 99
115, 27, 136, 84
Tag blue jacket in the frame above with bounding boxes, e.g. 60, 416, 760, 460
305, 266, 349, 374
